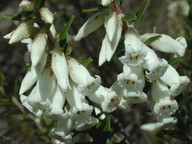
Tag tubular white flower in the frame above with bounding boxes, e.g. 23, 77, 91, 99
117, 98, 132, 112
28, 67, 56, 110
66, 83, 93, 120
68, 58, 101, 95
31, 32, 48, 67
3, 30, 15, 39
52, 45, 70, 91
121, 89, 147, 104
44, 86, 66, 119
20, 90, 42, 115
19, 69, 37, 95
101, 0, 114, 6
160, 64, 190, 97
141, 33, 187, 57
89, 86, 120, 113
117, 73, 143, 91
104, 8, 118, 42
50, 24, 57, 38
9, 22, 33, 44
151, 80, 178, 116
31, 48, 48, 78
106, 13, 123, 62
74, 11, 104, 41
40, 7, 54, 24
155, 116, 177, 129
143, 46, 168, 81
19, 0, 34, 12
99, 35, 108, 66
141, 123, 156, 131
119, 28, 147, 66
75, 116, 99, 131
49, 116, 74, 143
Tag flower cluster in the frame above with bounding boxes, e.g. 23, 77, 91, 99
4, 0, 190, 143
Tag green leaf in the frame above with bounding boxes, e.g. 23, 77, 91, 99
144, 35, 162, 45
79, 57, 93, 67
179, 95, 192, 108
59, 15, 75, 40
103, 114, 111, 132
2, 14, 22, 21
122, 12, 137, 21
82, 4, 106, 13
168, 56, 184, 65
136, 0, 150, 20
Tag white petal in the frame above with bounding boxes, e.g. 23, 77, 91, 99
144, 46, 168, 81
104, 9, 118, 42
19, 0, 34, 11
153, 97, 178, 116
31, 32, 48, 66
141, 33, 187, 56
155, 116, 177, 129
9, 22, 33, 44
31, 49, 48, 78
141, 123, 156, 131
40, 7, 54, 24
75, 116, 99, 131
101, 0, 114, 6
74, 11, 104, 41
121, 89, 147, 104
78, 75, 101, 96
151, 80, 170, 102
45, 86, 66, 119
99, 35, 109, 66
52, 46, 70, 91
68, 57, 92, 84
19, 69, 37, 95
117, 98, 132, 112
28, 68, 56, 110
106, 14, 123, 61
49, 117, 74, 143
3, 30, 15, 39
160, 64, 190, 97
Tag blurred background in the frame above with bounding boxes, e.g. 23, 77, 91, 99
0, 0, 192, 143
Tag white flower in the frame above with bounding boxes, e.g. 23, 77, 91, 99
121, 89, 147, 104
49, 116, 74, 143
141, 33, 187, 57
8, 22, 33, 44
19, 0, 34, 12
141, 116, 177, 131
40, 7, 54, 24
151, 80, 178, 116
75, 6, 122, 65
89, 86, 120, 113
143, 46, 168, 81
119, 28, 147, 66
44, 85, 66, 119
3, 30, 15, 39
168, 0, 190, 18
74, 11, 104, 41
68, 57, 101, 95
75, 116, 99, 131
99, 13, 123, 65
28, 67, 56, 110
101, 0, 114, 6
31, 32, 48, 67
19, 69, 37, 95
52, 45, 70, 92
117, 98, 132, 112
160, 64, 190, 97
155, 116, 177, 129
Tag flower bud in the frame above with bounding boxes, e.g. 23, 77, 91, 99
19, 0, 34, 12
40, 7, 54, 24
